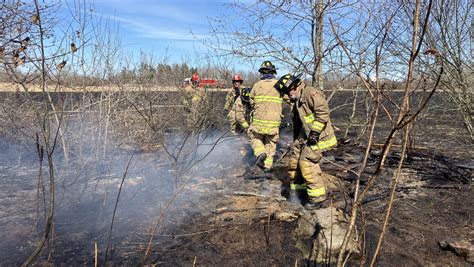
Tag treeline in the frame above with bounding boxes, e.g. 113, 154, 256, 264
114, 62, 197, 86
113, 62, 262, 88
0, 65, 405, 90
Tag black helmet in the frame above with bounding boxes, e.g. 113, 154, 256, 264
241, 87, 251, 103
274, 73, 301, 95
258, 60, 277, 74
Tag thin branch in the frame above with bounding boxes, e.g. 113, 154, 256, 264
104, 153, 134, 263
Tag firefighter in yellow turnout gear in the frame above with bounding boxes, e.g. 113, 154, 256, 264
248, 61, 283, 170
184, 73, 205, 107
275, 74, 337, 208
183, 73, 207, 128
224, 74, 251, 134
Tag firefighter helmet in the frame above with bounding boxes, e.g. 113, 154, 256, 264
274, 73, 302, 94
232, 74, 243, 82
241, 87, 251, 103
191, 73, 200, 81
258, 60, 277, 74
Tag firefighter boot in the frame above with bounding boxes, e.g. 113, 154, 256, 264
255, 153, 267, 169
304, 196, 328, 210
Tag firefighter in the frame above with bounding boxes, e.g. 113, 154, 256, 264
184, 73, 199, 91
248, 60, 282, 171
191, 73, 199, 87
185, 73, 205, 102
183, 73, 206, 108
274, 73, 337, 209
182, 73, 208, 129
224, 74, 251, 134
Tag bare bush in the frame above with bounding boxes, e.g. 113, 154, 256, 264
425, 0, 473, 141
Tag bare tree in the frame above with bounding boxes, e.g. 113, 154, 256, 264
203, 0, 351, 89
0, 1, 70, 264
425, 0, 473, 141
1, 0, 126, 264
330, 1, 446, 266
116, 52, 236, 264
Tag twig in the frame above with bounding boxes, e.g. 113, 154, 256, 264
149, 229, 219, 237
94, 242, 98, 267
370, 128, 408, 266
104, 153, 134, 263
233, 191, 268, 198
333, 8, 398, 264
370, 1, 434, 265
328, 199, 334, 266
212, 207, 267, 214
21, 2, 57, 265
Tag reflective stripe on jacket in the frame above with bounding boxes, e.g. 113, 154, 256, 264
293, 82, 337, 151
249, 78, 282, 135
184, 84, 205, 104
225, 87, 250, 126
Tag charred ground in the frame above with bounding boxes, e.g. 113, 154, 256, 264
0, 89, 472, 266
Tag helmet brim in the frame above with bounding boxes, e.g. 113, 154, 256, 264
274, 74, 301, 94
258, 67, 277, 73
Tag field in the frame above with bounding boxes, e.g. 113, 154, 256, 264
0, 88, 472, 265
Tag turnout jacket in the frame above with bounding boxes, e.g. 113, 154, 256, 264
249, 78, 283, 135
224, 86, 251, 127
293, 82, 337, 151
183, 84, 205, 105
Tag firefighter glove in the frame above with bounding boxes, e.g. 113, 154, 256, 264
307, 130, 320, 146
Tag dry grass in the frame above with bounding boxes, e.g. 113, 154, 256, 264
0, 83, 232, 93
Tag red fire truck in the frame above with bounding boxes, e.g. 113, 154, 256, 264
196, 78, 226, 88
184, 73, 226, 88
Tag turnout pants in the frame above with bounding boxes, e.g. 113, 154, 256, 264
227, 109, 238, 131
288, 139, 326, 203
227, 108, 248, 132
248, 129, 279, 169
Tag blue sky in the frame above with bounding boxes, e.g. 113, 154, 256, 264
57, 0, 397, 78
90, 0, 230, 63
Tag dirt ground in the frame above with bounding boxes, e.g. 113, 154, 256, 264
0, 137, 471, 266
364, 186, 472, 266
337, 144, 473, 266
0, 90, 472, 266
126, 142, 473, 266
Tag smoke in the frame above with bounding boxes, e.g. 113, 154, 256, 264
0, 107, 251, 264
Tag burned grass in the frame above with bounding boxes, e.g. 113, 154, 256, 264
0, 90, 472, 265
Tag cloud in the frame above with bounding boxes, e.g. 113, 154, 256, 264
116, 17, 193, 41
93, 0, 209, 24
88, 1, 211, 42
76, 0, 225, 63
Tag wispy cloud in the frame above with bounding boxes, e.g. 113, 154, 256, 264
74, 0, 226, 62
108, 15, 202, 41
90, 1, 213, 42
93, 0, 214, 24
